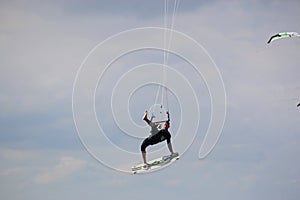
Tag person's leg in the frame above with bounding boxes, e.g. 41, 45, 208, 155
141, 138, 150, 164
167, 142, 174, 155
142, 151, 147, 164
164, 131, 174, 155
140, 134, 160, 165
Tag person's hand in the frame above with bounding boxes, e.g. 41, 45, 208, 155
142, 111, 148, 120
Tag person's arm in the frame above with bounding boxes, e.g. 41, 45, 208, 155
166, 111, 170, 122
143, 111, 151, 125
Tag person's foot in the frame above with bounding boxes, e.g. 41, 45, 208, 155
163, 155, 171, 162
142, 163, 150, 170
170, 152, 179, 158
142, 111, 148, 120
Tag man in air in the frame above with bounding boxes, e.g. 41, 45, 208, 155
140, 110, 175, 168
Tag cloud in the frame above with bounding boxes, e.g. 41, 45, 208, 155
0, 167, 23, 176
34, 156, 86, 184
0, 148, 36, 160
0, 2, 93, 117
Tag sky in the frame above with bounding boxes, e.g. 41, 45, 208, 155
1, 0, 300, 199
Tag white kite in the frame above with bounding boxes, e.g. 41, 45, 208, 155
267, 32, 300, 44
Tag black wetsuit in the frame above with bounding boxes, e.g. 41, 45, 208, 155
141, 129, 171, 152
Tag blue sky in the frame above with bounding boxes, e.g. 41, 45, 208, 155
1, 0, 300, 199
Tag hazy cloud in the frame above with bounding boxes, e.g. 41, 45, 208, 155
34, 156, 86, 184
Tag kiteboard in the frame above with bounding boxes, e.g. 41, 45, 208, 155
131, 152, 179, 174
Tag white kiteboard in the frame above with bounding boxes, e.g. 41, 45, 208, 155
131, 152, 179, 174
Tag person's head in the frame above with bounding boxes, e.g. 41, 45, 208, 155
163, 121, 170, 129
